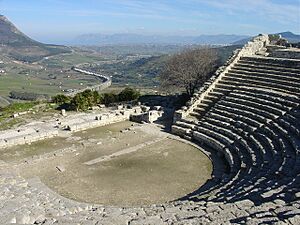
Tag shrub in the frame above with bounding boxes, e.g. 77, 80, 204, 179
53, 87, 141, 111
69, 90, 103, 111
103, 93, 118, 105
70, 93, 87, 111
52, 94, 71, 105
118, 87, 140, 102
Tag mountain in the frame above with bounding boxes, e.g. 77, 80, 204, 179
0, 15, 71, 62
192, 34, 250, 45
72, 33, 249, 46
232, 31, 300, 45
277, 32, 300, 43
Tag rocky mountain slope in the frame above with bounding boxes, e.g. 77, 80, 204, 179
0, 15, 71, 62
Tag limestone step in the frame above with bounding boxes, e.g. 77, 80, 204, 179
233, 63, 300, 78
236, 61, 300, 74
222, 74, 300, 96
240, 56, 300, 69
226, 71, 300, 89
171, 125, 191, 136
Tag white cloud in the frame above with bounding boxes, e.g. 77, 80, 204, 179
190, 0, 300, 24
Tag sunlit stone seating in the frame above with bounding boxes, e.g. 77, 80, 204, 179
172, 37, 300, 222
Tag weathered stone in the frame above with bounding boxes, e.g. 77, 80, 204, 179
56, 165, 65, 172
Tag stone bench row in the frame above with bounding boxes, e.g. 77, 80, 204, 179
223, 73, 300, 94
213, 108, 258, 134
215, 103, 266, 129
235, 87, 299, 107
190, 92, 224, 119
198, 116, 263, 166
198, 105, 298, 192
220, 120, 300, 200
236, 60, 300, 73
233, 63, 300, 78
240, 57, 300, 69
195, 124, 235, 146
229, 92, 293, 112
230, 88, 299, 108
204, 113, 257, 159
218, 79, 299, 98
230, 68, 300, 86
173, 53, 300, 207
171, 125, 192, 138
225, 95, 285, 117
198, 119, 264, 175
192, 123, 268, 201
215, 141, 298, 202
192, 131, 236, 170
213, 85, 299, 107
204, 113, 275, 164
226, 71, 300, 90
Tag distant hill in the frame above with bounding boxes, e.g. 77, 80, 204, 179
72, 33, 249, 46
278, 32, 300, 43
232, 31, 300, 45
0, 15, 71, 62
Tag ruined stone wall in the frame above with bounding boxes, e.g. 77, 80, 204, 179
130, 110, 165, 124
66, 110, 133, 132
0, 106, 143, 149
174, 34, 270, 122
0, 126, 59, 149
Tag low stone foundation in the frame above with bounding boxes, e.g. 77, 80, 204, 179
0, 105, 159, 149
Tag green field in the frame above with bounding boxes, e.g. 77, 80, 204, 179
0, 50, 104, 97
0, 44, 238, 103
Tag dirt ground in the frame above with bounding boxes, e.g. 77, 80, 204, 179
2, 121, 212, 206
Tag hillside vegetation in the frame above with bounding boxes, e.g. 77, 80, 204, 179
82, 45, 241, 87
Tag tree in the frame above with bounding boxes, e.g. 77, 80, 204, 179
118, 87, 140, 102
92, 90, 103, 104
159, 48, 218, 97
52, 94, 71, 105
70, 90, 103, 111
103, 93, 118, 105
70, 93, 86, 111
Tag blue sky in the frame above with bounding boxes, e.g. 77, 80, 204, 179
0, 0, 299, 43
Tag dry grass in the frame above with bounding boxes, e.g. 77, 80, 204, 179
4, 121, 212, 206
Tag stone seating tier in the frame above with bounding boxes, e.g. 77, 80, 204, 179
172, 51, 300, 214
233, 63, 300, 78
225, 71, 300, 90
240, 56, 300, 69
222, 74, 300, 94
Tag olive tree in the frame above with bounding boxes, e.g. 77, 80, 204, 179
159, 48, 218, 97
52, 94, 71, 105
